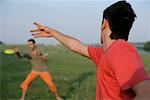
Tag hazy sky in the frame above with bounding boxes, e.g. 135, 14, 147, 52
1, 0, 150, 44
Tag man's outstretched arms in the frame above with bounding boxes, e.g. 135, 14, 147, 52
31, 22, 90, 58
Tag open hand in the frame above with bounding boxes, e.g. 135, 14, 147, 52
30, 22, 52, 38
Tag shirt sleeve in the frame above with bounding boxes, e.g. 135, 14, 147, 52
111, 48, 150, 91
88, 46, 103, 65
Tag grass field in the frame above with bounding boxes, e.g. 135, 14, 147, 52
0, 44, 150, 100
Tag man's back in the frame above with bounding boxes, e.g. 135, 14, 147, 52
88, 39, 150, 100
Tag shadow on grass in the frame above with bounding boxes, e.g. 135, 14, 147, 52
63, 71, 94, 99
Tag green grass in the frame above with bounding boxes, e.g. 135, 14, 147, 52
141, 54, 150, 73
0, 44, 150, 100
0, 45, 96, 100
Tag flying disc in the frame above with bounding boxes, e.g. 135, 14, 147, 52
4, 49, 15, 55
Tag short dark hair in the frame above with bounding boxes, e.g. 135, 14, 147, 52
103, 1, 136, 41
28, 39, 36, 44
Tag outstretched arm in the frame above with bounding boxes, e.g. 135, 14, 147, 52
31, 22, 90, 58
13, 47, 32, 60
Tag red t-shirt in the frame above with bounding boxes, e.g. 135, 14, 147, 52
88, 39, 150, 100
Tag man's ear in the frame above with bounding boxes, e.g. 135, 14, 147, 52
101, 19, 109, 30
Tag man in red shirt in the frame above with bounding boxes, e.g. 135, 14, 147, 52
31, 1, 150, 100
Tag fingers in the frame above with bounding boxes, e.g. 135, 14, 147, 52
31, 22, 51, 38
32, 33, 51, 38
31, 32, 44, 38
31, 28, 45, 32
31, 29, 49, 35
32, 34, 41, 38
31, 22, 46, 32
33, 22, 43, 27
31, 33, 41, 36
30, 29, 40, 32
33, 35, 46, 38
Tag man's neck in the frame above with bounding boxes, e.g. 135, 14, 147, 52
103, 39, 116, 52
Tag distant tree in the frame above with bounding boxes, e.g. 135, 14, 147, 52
0, 41, 4, 44
144, 41, 150, 52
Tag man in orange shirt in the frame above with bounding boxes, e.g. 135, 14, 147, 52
31, 1, 150, 100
